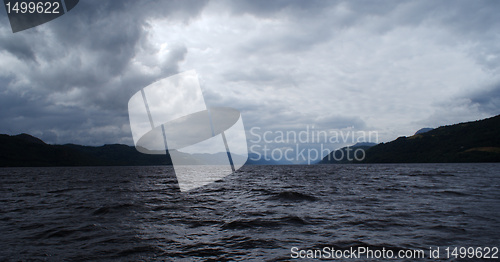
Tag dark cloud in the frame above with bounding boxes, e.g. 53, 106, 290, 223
0, 0, 499, 146
0, 82, 130, 145
469, 83, 500, 114
0, 32, 36, 62
0, 0, 207, 144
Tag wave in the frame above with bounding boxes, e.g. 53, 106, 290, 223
92, 203, 138, 215
222, 215, 309, 229
267, 191, 318, 201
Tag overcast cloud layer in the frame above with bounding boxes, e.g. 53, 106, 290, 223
0, 0, 499, 155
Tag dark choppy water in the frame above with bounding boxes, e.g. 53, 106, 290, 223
1, 164, 499, 261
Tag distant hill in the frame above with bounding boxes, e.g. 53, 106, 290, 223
320, 115, 500, 163
4, 114, 500, 166
351, 142, 377, 147
319, 142, 376, 164
414, 128, 433, 135
15, 133, 46, 144
0, 134, 173, 167
0, 133, 255, 167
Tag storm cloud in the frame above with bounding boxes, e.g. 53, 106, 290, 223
0, 0, 499, 150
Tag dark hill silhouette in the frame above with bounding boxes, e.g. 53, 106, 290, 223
0, 134, 171, 167
320, 114, 500, 163
414, 128, 433, 135
319, 142, 376, 164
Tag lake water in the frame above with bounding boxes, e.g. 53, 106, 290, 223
1, 164, 499, 261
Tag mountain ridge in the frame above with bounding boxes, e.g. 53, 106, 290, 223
0, 134, 171, 167
2, 115, 499, 166
0, 134, 251, 167
320, 114, 500, 163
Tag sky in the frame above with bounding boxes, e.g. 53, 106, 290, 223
0, 0, 499, 158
